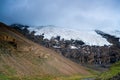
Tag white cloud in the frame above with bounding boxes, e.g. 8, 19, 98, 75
0, 0, 120, 30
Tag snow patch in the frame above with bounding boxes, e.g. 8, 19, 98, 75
70, 46, 78, 49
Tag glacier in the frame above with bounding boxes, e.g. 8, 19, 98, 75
28, 26, 111, 46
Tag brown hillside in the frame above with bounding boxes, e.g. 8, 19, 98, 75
0, 22, 90, 77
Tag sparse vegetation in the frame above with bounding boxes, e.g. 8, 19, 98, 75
99, 61, 120, 80
0, 74, 96, 80
2, 65, 17, 75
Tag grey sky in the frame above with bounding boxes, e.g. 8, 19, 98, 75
0, 0, 120, 30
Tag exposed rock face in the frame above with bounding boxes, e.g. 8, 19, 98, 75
0, 34, 15, 42
54, 45, 120, 65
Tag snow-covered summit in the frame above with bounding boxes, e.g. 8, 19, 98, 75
29, 26, 111, 46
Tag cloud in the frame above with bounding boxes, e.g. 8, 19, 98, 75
0, 0, 120, 30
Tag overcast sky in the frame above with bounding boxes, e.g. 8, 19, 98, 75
0, 0, 120, 30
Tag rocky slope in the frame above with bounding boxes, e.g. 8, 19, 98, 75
0, 22, 91, 77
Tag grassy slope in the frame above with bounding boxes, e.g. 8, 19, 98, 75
99, 61, 120, 80
0, 23, 94, 79
0, 74, 96, 80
